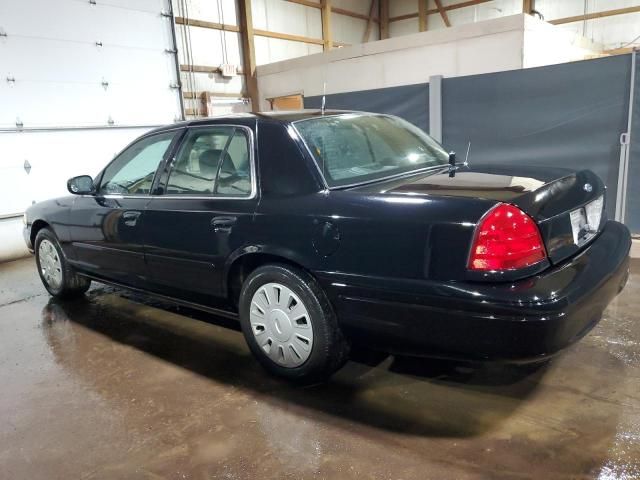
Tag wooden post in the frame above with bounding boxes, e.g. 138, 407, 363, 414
238, 0, 259, 112
418, 0, 427, 32
321, 0, 333, 51
523, 0, 534, 15
380, 0, 389, 39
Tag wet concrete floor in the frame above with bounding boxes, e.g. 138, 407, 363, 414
1, 256, 639, 479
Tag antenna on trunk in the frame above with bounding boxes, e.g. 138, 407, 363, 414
321, 81, 327, 115
464, 141, 471, 167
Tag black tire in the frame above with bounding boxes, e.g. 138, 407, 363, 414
238, 263, 349, 383
34, 228, 90, 298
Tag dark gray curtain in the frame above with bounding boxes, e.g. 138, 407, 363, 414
625, 52, 640, 232
442, 55, 632, 220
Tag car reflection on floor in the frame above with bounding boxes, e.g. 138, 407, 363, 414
1, 257, 639, 479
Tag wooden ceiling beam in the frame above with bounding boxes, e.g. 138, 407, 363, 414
391, 12, 419, 22
389, 1, 640, 27
432, 0, 493, 13
283, 0, 378, 22
434, 0, 451, 27
283, 0, 321, 8
254, 29, 324, 45
175, 16, 239, 32
389, 0, 493, 22
176, 17, 338, 47
549, 5, 640, 25
363, 0, 376, 42
332, 6, 379, 23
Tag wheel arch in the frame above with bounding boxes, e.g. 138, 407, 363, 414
225, 246, 314, 308
30, 219, 51, 247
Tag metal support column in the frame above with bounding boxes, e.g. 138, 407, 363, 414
615, 50, 637, 223
429, 75, 443, 143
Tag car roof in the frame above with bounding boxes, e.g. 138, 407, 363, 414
147, 109, 369, 134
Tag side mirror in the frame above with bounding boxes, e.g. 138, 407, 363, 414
67, 175, 95, 195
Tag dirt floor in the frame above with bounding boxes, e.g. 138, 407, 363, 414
1, 256, 639, 480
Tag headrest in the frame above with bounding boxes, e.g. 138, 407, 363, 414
199, 149, 235, 178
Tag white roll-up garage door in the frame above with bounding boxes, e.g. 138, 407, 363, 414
0, 0, 183, 261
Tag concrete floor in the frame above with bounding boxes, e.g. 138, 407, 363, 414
1, 258, 639, 480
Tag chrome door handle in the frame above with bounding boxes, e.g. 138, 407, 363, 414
122, 211, 141, 227
211, 216, 237, 232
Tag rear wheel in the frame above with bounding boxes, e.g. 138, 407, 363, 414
238, 263, 349, 383
35, 228, 90, 298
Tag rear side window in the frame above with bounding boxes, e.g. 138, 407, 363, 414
166, 126, 252, 196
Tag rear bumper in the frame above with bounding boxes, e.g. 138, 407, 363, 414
317, 220, 631, 362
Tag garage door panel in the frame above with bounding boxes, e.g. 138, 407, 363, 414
1, 37, 172, 86
0, 0, 170, 51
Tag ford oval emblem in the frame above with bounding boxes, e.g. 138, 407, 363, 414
583, 183, 593, 193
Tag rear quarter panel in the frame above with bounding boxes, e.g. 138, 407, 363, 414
314, 192, 495, 281
255, 190, 495, 282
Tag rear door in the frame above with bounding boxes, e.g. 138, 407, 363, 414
142, 121, 258, 305
68, 129, 182, 286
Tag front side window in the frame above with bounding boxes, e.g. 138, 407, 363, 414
294, 114, 449, 188
100, 131, 176, 195
166, 126, 252, 196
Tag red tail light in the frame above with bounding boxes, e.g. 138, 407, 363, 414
468, 203, 547, 272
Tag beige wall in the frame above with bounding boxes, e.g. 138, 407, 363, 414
257, 15, 528, 108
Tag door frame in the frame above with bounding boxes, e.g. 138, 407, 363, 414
140, 119, 260, 302
152, 123, 258, 200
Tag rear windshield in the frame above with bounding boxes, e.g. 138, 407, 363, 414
293, 113, 449, 188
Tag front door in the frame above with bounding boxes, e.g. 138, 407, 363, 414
143, 123, 258, 305
68, 129, 182, 286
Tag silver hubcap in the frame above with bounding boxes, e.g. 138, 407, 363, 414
249, 282, 314, 368
38, 239, 62, 289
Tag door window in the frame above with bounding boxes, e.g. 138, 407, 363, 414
166, 127, 252, 196
99, 131, 177, 195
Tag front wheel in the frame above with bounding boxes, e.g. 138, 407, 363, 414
238, 264, 349, 383
35, 228, 90, 298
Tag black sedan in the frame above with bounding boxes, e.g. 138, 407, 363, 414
24, 110, 631, 382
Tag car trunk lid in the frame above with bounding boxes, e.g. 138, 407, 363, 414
346, 164, 607, 265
